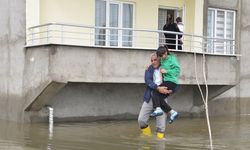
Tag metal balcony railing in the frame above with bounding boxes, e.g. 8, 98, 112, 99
26, 22, 236, 55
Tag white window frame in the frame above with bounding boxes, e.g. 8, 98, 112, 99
208, 8, 236, 39
95, 0, 135, 47
208, 8, 236, 54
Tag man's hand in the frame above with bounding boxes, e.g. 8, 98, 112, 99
160, 69, 167, 73
157, 86, 168, 94
157, 86, 173, 94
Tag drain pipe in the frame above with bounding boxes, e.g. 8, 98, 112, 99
46, 106, 54, 140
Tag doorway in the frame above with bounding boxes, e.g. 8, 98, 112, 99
158, 8, 183, 45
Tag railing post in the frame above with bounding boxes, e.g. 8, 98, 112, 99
61, 25, 64, 44
223, 40, 227, 54
156, 32, 160, 48
175, 34, 178, 50
206, 38, 209, 53
47, 25, 50, 43
117, 28, 121, 47
134, 30, 136, 48
90, 28, 92, 46
233, 40, 235, 55
106, 28, 109, 47
190, 35, 194, 52
31, 28, 34, 45
202, 37, 205, 53
213, 39, 215, 53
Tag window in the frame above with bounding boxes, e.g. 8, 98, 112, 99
207, 8, 235, 54
95, 0, 133, 47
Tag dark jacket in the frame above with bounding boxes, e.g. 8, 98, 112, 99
143, 65, 159, 103
163, 23, 182, 50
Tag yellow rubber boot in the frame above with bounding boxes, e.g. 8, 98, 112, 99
141, 126, 152, 137
156, 132, 165, 139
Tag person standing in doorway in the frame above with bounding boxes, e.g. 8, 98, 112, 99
163, 14, 182, 50
176, 17, 184, 50
176, 17, 184, 33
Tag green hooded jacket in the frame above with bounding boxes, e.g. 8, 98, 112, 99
160, 54, 180, 84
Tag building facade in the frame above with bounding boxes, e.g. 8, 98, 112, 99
0, 0, 248, 122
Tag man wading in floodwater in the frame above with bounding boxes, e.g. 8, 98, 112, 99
138, 53, 170, 139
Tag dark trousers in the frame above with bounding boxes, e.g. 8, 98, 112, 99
152, 81, 177, 113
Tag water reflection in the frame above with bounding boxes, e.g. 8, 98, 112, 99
137, 137, 167, 150
0, 117, 250, 149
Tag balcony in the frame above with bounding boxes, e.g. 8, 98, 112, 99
26, 23, 236, 55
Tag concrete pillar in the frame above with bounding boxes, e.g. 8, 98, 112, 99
0, 0, 26, 121
239, 0, 250, 115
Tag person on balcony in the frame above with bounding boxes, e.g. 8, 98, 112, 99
138, 52, 171, 139
150, 46, 180, 124
163, 15, 182, 50
176, 17, 184, 50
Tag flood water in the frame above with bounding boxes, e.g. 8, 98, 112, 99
0, 116, 250, 150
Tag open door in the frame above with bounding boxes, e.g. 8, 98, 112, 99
158, 8, 183, 45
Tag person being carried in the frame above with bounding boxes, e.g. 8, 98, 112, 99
150, 46, 180, 124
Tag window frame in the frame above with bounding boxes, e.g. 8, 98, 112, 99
207, 8, 236, 54
208, 8, 236, 40
95, 0, 135, 47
